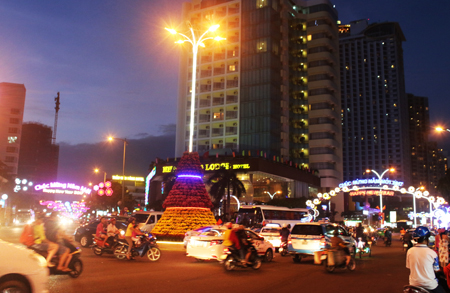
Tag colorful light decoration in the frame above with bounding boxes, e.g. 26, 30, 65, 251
14, 178, 33, 192
40, 200, 89, 219
177, 174, 202, 179
93, 181, 113, 196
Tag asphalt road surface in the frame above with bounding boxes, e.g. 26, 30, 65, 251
0, 225, 411, 293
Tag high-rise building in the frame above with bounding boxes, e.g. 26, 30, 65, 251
174, 0, 343, 209
407, 93, 429, 188
18, 122, 59, 184
427, 142, 447, 192
339, 20, 411, 185
0, 82, 26, 176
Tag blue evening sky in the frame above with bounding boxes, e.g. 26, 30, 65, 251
0, 0, 449, 147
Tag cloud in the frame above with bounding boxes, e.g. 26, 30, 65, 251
158, 124, 176, 135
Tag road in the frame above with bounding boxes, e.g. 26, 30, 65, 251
1, 225, 411, 293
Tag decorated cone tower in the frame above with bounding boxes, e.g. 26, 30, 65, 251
152, 152, 216, 240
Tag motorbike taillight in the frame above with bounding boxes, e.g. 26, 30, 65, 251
223, 247, 230, 254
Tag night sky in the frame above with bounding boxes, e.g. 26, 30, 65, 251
1, 0, 449, 149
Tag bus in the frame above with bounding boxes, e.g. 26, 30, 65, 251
235, 205, 311, 228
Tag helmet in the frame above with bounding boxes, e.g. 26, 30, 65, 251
128, 217, 136, 223
413, 226, 430, 238
282, 223, 288, 228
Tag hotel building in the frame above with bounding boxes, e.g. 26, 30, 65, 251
174, 0, 343, 210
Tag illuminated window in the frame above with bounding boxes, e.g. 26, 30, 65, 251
8, 136, 17, 143
256, 38, 267, 52
229, 65, 236, 71
307, 35, 312, 41
256, 0, 267, 8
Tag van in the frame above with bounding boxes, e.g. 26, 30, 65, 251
133, 211, 163, 233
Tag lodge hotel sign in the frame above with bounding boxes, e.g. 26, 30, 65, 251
162, 163, 251, 173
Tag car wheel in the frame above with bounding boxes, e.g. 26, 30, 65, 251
69, 259, 83, 278
0, 280, 30, 293
264, 249, 273, 262
80, 235, 90, 247
293, 255, 301, 263
147, 247, 161, 261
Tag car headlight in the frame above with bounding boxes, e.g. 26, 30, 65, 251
30, 252, 47, 268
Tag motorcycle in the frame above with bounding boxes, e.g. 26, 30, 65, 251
403, 285, 430, 292
92, 234, 122, 256
323, 248, 356, 273
222, 245, 262, 271
30, 240, 83, 278
355, 237, 372, 258
114, 233, 161, 261
384, 237, 392, 247
278, 240, 288, 257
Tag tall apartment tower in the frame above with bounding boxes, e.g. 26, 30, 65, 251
0, 82, 26, 176
175, 0, 343, 203
339, 20, 411, 185
407, 93, 430, 188
18, 122, 59, 183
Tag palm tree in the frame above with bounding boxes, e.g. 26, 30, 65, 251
207, 168, 246, 221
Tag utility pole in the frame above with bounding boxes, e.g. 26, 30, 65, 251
53, 92, 60, 145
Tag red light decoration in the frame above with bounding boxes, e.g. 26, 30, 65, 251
93, 181, 113, 197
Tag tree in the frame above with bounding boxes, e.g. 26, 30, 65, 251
207, 168, 246, 221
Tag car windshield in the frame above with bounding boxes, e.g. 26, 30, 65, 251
261, 228, 280, 234
200, 229, 225, 236
291, 225, 323, 236
134, 214, 149, 224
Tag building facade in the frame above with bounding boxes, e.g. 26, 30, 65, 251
0, 82, 26, 176
339, 20, 411, 186
174, 0, 343, 211
17, 122, 59, 184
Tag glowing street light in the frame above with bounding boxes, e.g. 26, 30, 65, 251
435, 126, 450, 133
165, 24, 225, 152
366, 168, 395, 227
108, 136, 128, 206
264, 190, 281, 200
94, 168, 107, 182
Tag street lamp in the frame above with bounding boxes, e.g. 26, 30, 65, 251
412, 186, 426, 228
366, 168, 395, 227
165, 24, 225, 152
108, 136, 128, 207
94, 168, 107, 182
435, 126, 450, 133
264, 190, 281, 200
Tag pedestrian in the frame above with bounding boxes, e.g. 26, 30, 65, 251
439, 231, 449, 268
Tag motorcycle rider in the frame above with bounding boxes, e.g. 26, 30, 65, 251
96, 217, 108, 247
31, 214, 59, 267
404, 230, 413, 251
330, 229, 351, 265
44, 212, 72, 272
384, 227, 392, 245
124, 217, 143, 260
406, 226, 445, 293
280, 223, 290, 245
223, 222, 242, 261
107, 218, 120, 240
236, 225, 251, 265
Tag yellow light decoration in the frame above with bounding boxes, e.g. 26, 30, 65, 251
401, 188, 407, 193
382, 185, 388, 189
313, 199, 320, 205
408, 186, 415, 193
329, 190, 336, 196
423, 191, 429, 197
323, 193, 331, 200
334, 187, 340, 193
317, 193, 323, 198
429, 196, 435, 202
415, 191, 422, 199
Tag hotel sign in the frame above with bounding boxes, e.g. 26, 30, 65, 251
162, 163, 251, 173
112, 175, 145, 182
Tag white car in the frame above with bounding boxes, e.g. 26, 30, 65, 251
186, 228, 275, 262
0, 240, 49, 293
259, 227, 282, 248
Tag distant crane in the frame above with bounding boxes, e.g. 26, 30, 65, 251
52, 92, 60, 145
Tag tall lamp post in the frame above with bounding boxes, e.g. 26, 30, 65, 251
108, 136, 127, 208
264, 190, 281, 200
435, 127, 450, 133
165, 25, 225, 152
366, 168, 395, 227
94, 168, 107, 182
